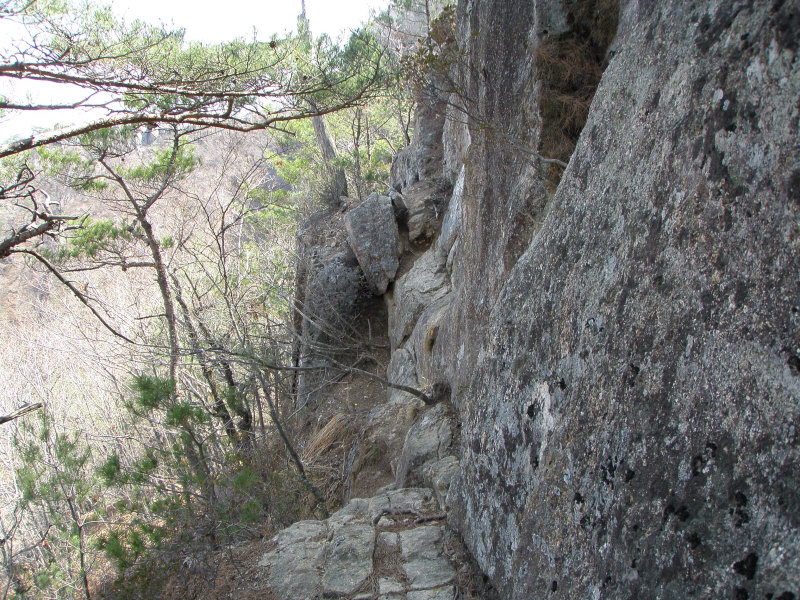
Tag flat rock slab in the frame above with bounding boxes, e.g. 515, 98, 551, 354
385, 487, 437, 514
327, 497, 371, 528
260, 540, 325, 600
407, 587, 456, 600
322, 524, 375, 597
257, 487, 464, 599
399, 525, 443, 560
379, 578, 405, 594
403, 557, 456, 590
270, 519, 327, 549
344, 193, 401, 295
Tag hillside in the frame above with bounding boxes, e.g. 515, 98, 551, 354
1, 0, 798, 598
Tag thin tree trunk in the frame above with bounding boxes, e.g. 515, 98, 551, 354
61, 486, 90, 600
193, 317, 254, 454
352, 107, 363, 200
254, 370, 328, 517
99, 141, 181, 384
170, 277, 239, 444
311, 113, 348, 205
300, 4, 348, 205
182, 428, 216, 521
138, 217, 179, 384
425, 0, 431, 33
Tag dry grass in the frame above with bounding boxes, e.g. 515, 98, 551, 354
536, 0, 620, 187
302, 412, 349, 463
372, 535, 408, 589
158, 539, 281, 600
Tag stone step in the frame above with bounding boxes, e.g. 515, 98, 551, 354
257, 487, 465, 600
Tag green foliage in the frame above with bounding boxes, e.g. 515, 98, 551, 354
246, 189, 298, 226
0, 5, 425, 598
1, 0, 388, 162
131, 452, 159, 483
165, 402, 206, 428
38, 146, 95, 176
33, 562, 61, 592
0, 153, 31, 183
232, 467, 258, 493
77, 124, 139, 153
240, 499, 263, 524
55, 218, 132, 260
98, 452, 122, 485
266, 87, 412, 210
119, 144, 198, 182
92, 527, 149, 572
131, 374, 175, 410
12, 411, 100, 599
398, 5, 457, 92
94, 531, 130, 570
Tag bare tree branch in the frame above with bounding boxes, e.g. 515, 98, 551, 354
254, 369, 328, 518
12, 249, 134, 343
0, 402, 43, 425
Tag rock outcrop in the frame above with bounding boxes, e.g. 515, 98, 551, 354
446, 1, 800, 598
344, 193, 402, 295
257, 488, 465, 600
285, 0, 800, 598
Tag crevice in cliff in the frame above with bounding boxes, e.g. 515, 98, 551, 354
537, 0, 620, 188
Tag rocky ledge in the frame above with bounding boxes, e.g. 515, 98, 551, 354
257, 487, 471, 600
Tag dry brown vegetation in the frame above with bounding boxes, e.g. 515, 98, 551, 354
536, 0, 620, 187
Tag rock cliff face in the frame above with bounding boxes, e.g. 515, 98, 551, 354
446, 1, 800, 597
285, 0, 800, 598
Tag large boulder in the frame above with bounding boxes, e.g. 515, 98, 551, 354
293, 210, 373, 410
344, 193, 402, 295
388, 249, 451, 349
397, 177, 453, 245
395, 403, 456, 489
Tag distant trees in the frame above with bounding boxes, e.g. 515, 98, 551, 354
0, 123, 315, 597
0, 1, 381, 157
0, 0, 386, 260
0, 0, 438, 596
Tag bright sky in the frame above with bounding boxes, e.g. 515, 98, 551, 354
110, 0, 391, 43
0, 0, 391, 142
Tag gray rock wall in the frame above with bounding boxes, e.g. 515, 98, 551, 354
447, 0, 800, 598
293, 209, 375, 410
433, 0, 552, 397
287, 1, 800, 597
